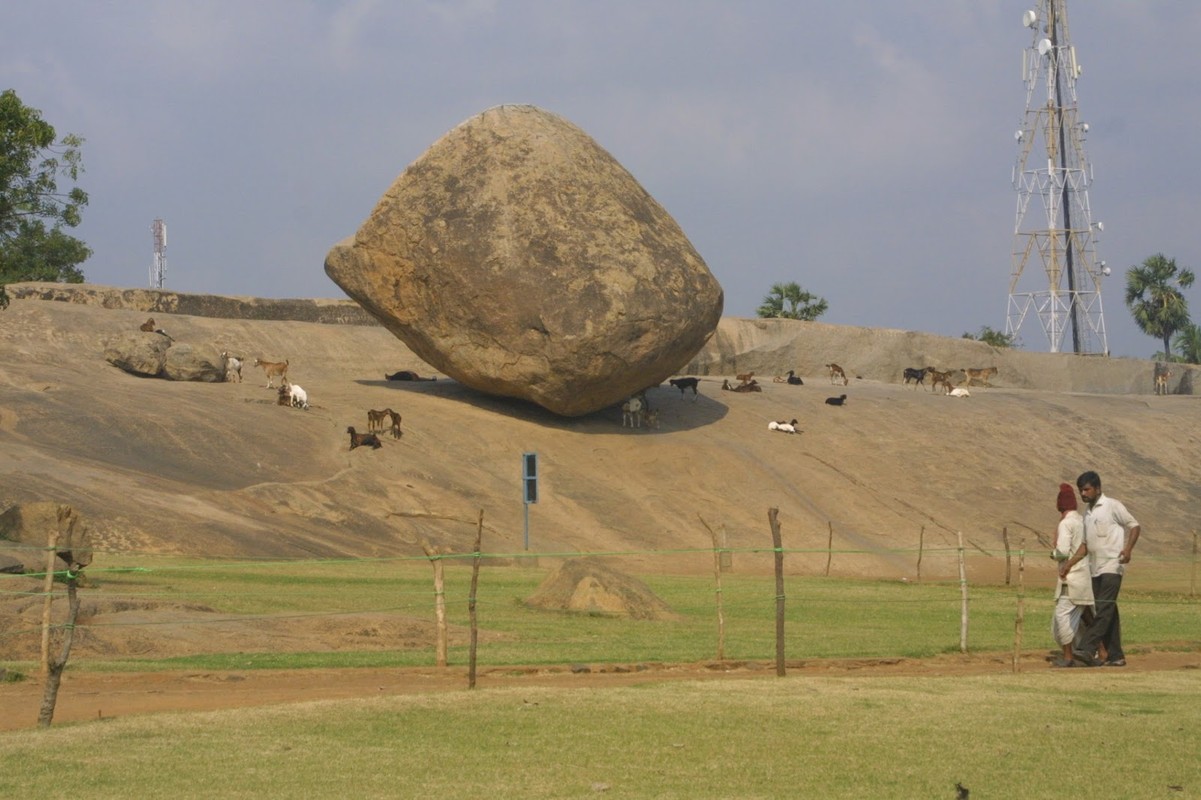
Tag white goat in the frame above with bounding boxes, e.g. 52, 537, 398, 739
287, 383, 309, 410
221, 351, 243, 383
621, 396, 644, 428
769, 418, 799, 434
948, 387, 971, 398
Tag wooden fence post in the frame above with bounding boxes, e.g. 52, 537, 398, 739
468, 510, 483, 689
39, 530, 59, 678
825, 521, 834, 577
917, 526, 924, 583
421, 539, 448, 668
1191, 531, 1198, 599
1002, 526, 1011, 586
38, 571, 80, 728
1012, 538, 1025, 673
957, 530, 969, 653
768, 508, 785, 677
698, 515, 726, 662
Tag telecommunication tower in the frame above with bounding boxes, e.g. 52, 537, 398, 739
1006, 1, 1108, 354
150, 218, 167, 289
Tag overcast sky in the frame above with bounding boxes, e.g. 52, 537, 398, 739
5, 1, 1200, 359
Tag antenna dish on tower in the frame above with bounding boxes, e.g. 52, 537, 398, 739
1037, 38, 1053, 56
1023, 10, 1038, 28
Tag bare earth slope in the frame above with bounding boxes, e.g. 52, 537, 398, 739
3, 288, 1201, 728
1, 289, 1198, 577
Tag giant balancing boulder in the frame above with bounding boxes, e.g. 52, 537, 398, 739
324, 104, 723, 417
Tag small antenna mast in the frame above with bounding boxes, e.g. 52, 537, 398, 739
150, 218, 167, 289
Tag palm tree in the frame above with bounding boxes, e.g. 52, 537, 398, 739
1174, 323, 1201, 365
756, 281, 828, 321
1125, 254, 1195, 358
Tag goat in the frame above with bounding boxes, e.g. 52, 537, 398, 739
386, 409, 403, 438
669, 377, 700, 399
622, 396, 644, 428
772, 369, 804, 385
902, 366, 931, 388
253, 358, 289, 389
948, 387, 971, 398
277, 385, 292, 406
139, 317, 157, 332
1154, 368, 1173, 396
287, 383, 309, 410
768, 418, 800, 434
347, 426, 382, 450
367, 408, 391, 433
961, 366, 997, 388
730, 379, 762, 393
928, 369, 956, 394
825, 394, 847, 406
642, 408, 660, 429
735, 371, 755, 384
826, 363, 849, 386
221, 351, 243, 383
385, 370, 436, 381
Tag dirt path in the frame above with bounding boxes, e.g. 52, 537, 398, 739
5, 650, 1198, 732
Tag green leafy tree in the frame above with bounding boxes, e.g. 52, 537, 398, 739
962, 326, 1017, 348
1125, 253, 1195, 359
1173, 323, 1201, 365
0, 89, 90, 300
756, 281, 828, 321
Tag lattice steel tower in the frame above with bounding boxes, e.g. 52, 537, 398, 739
1007, 1, 1108, 354
150, 218, 167, 289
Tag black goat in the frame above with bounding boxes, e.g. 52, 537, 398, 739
347, 426, 382, 450
902, 366, 930, 387
825, 394, 847, 406
669, 377, 700, 399
385, 370, 436, 381
786, 369, 803, 386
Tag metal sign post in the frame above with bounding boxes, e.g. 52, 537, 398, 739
522, 452, 538, 550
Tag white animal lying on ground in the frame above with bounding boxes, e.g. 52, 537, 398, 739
948, 386, 971, 398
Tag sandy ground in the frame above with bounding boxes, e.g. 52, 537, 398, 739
5, 649, 1200, 732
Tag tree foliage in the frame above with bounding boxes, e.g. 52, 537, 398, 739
0, 89, 90, 297
756, 281, 828, 321
1124, 253, 1194, 359
962, 326, 1017, 348
1173, 323, 1201, 365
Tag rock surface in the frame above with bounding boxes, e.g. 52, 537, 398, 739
104, 333, 225, 381
325, 104, 724, 416
0, 502, 93, 573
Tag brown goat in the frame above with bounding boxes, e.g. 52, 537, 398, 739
253, 358, 289, 389
826, 363, 849, 386
139, 317, 156, 332
367, 408, 390, 433
347, 426, 382, 450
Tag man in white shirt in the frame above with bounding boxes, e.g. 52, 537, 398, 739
1073, 471, 1141, 667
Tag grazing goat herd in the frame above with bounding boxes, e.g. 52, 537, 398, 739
620, 362, 1017, 436
136, 317, 420, 453
136, 315, 1178, 452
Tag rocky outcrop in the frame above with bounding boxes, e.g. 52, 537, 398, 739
325, 104, 723, 416
6, 282, 378, 326
0, 503, 93, 574
524, 558, 679, 620
104, 333, 225, 381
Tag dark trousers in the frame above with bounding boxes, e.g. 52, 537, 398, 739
1078, 572, 1123, 661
